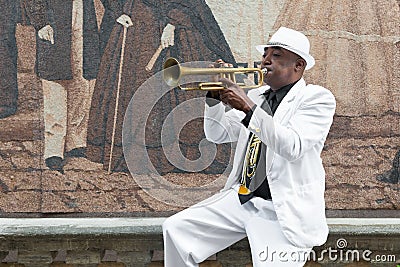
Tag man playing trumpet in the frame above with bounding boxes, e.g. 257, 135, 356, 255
163, 27, 336, 266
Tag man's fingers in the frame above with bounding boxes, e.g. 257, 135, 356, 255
213, 59, 231, 68
218, 77, 236, 88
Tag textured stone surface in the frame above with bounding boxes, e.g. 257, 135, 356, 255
206, 0, 288, 63
274, 0, 400, 102
0, 0, 399, 216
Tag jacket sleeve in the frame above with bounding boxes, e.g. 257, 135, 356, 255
21, 0, 50, 31
248, 86, 336, 162
204, 102, 247, 144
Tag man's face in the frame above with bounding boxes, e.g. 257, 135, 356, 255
260, 46, 301, 90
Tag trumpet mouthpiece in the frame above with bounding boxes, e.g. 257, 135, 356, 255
261, 68, 268, 74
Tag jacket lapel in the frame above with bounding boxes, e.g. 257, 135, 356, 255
273, 78, 305, 123
225, 81, 306, 189
265, 79, 305, 176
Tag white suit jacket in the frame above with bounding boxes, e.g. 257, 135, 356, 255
204, 78, 336, 248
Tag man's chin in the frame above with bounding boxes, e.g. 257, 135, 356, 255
263, 74, 272, 85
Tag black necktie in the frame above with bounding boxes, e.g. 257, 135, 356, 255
267, 91, 278, 114
238, 96, 273, 204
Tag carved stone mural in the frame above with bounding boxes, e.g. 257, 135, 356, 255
0, 0, 398, 215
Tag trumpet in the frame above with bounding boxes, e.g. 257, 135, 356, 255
162, 57, 266, 90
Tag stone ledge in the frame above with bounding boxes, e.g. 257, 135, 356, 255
0, 217, 166, 237
327, 218, 400, 235
1, 217, 399, 237
0, 218, 399, 266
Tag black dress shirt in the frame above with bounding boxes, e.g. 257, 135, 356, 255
205, 80, 298, 200
242, 81, 298, 200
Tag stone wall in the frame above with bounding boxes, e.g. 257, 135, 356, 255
0, 0, 399, 214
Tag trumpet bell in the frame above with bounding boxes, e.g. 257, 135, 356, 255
163, 57, 181, 87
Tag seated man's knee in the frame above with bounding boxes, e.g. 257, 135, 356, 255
163, 214, 182, 234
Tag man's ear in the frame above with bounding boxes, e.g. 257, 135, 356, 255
295, 58, 306, 72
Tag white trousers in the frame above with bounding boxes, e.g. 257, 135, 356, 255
42, 0, 95, 159
163, 187, 312, 267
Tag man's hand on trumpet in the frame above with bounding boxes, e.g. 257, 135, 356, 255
208, 59, 256, 113
219, 77, 255, 113
207, 59, 229, 99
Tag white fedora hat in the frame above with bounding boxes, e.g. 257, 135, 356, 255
256, 27, 315, 70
